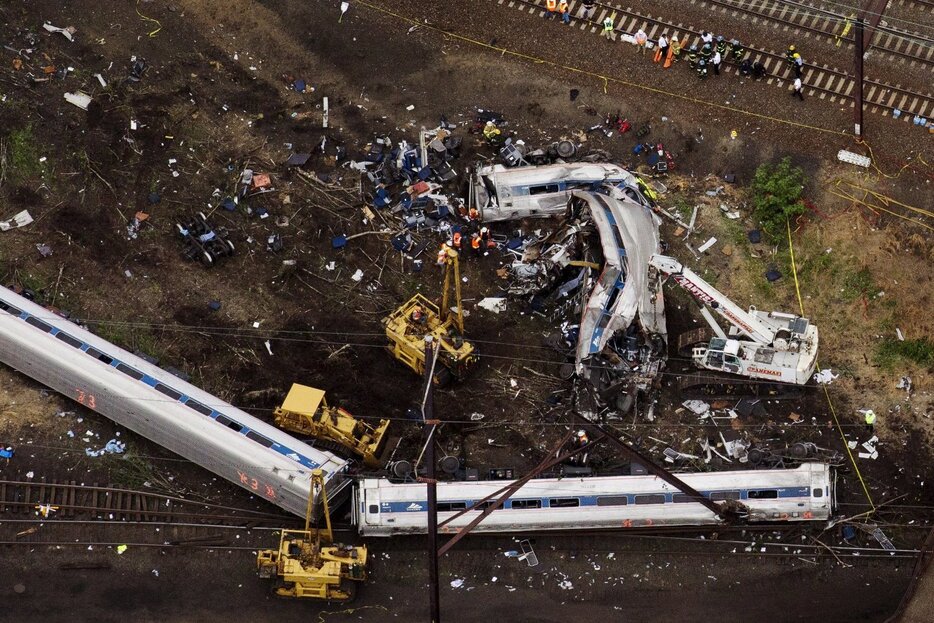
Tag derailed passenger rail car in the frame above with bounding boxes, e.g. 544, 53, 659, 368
354, 463, 834, 536
0, 286, 351, 517
472, 162, 647, 222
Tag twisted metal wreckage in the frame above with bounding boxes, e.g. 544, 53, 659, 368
473, 165, 668, 418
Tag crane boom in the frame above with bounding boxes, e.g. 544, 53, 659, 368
649, 254, 777, 345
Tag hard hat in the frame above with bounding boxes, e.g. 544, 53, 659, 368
716, 35, 724, 42
789, 45, 796, 51
480, 226, 488, 233
485, 120, 495, 126
577, 430, 587, 438
793, 53, 801, 59
671, 35, 678, 41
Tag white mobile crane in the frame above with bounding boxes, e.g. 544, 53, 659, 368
649, 254, 818, 386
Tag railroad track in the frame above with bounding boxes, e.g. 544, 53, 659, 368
0, 478, 296, 526
695, 0, 934, 66
501, 0, 934, 121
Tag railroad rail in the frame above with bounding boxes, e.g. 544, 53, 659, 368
696, 0, 934, 66
0, 479, 294, 526
501, 0, 934, 121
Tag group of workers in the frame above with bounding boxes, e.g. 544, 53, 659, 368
436, 225, 496, 267
544, 4, 809, 99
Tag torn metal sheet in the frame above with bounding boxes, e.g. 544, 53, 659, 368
0, 210, 33, 231
64, 91, 92, 110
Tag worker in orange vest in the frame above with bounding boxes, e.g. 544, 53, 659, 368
545, 0, 558, 18
470, 233, 481, 256
479, 226, 495, 249
411, 304, 427, 324
468, 206, 480, 221
452, 231, 463, 251
558, 1, 570, 24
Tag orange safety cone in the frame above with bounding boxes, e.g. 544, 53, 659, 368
653, 47, 663, 63
663, 46, 674, 68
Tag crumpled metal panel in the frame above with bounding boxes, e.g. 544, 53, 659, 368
572, 190, 667, 368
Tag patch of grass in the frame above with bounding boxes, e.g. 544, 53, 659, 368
797, 250, 835, 281
875, 337, 934, 369
841, 267, 877, 302
6, 125, 40, 182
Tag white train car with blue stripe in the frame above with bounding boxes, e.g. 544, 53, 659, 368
0, 286, 351, 517
354, 463, 834, 536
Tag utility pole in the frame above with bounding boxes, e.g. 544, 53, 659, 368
854, 16, 865, 140
421, 336, 441, 623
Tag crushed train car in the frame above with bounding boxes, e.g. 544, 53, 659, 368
505, 184, 667, 413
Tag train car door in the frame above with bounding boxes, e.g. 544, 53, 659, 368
363, 484, 381, 525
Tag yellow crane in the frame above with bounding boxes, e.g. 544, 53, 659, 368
256, 469, 367, 601
383, 245, 477, 386
273, 383, 389, 468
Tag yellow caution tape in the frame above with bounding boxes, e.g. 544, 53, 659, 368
786, 218, 875, 511
136, 0, 162, 38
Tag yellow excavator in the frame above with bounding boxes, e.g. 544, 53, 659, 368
256, 469, 367, 601
273, 383, 389, 468
383, 245, 477, 386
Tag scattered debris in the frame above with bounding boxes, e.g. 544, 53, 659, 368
0, 210, 33, 231
43, 23, 77, 41
813, 369, 838, 385
477, 297, 506, 314
85, 439, 126, 457
64, 91, 92, 110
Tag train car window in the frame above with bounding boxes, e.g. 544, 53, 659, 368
153, 383, 182, 400
549, 498, 579, 508
215, 414, 243, 432
0, 301, 22, 315
596, 496, 629, 506
711, 491, 741, 501
634, 494, 666, 505
510, 500, 542, 510
185, 399, 213, 416
245, 431, 274, 447
368, 505, 379, 514
116, 363, 144, 380
812, 488, 823, 498
437, 502, 468, 512
528, 183, 560, 196
85, 348, 114, 365
748, 489, 779, 499
55, 332, 84, 348
25, 316, 53, 332
474, 501, 499, 511
672, 494, 697, 503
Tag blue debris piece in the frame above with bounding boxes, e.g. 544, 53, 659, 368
208, 301, 222, 311
0, 447, 13, 460
747, 229, 762, 244
222, 198, 237, 211
374, 187, 392, 208
148, 192, 161, 205
293, 79, 306, 93
332, 235, 347, 249
765, 268, 782, 282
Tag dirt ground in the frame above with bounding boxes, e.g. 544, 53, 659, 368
1, 0, 932, 621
